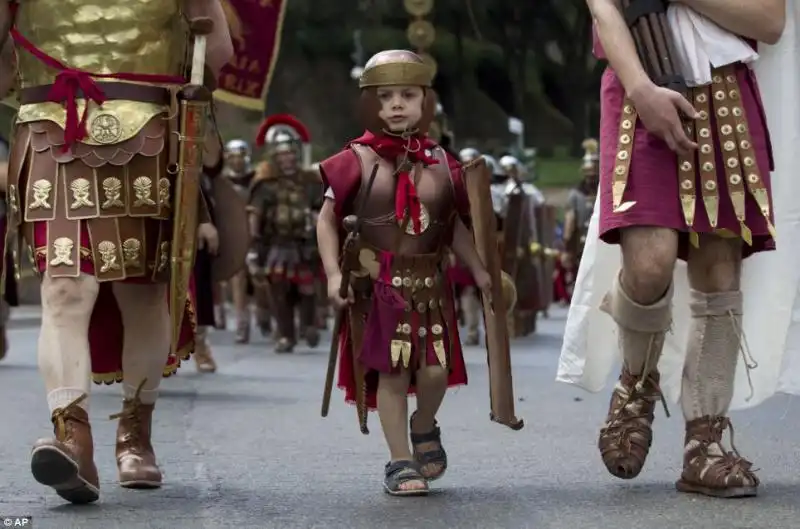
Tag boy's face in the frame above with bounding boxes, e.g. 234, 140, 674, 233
376, 85, 424, 132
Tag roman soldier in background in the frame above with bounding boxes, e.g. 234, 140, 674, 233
193, 130, 251, 373
222, 138, 265, 342
0, 97, 18, 360
249, 114, 322, 353
556, 138, 599, 303
447, 147, 482, 344
0, 0, 234, 503
497, 155, 549, 336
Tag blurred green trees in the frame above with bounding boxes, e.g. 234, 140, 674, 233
276, 0, 602, 154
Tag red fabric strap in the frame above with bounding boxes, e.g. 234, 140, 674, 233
349, 131, 439, 235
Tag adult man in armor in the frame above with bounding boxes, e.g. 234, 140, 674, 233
318, 50, 494, 496
0, 0, 233, 503
248, 114, 322, 353
561, 0, 786, 498
222, 138, 263, 342
557, 138, 600, 302
497, 155, 549, 335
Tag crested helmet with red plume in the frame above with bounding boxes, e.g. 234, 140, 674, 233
255, 114, 312, 168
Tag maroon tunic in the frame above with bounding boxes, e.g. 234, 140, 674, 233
594, 29, 775, 259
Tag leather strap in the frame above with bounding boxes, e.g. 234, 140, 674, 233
19, 82, 171, 106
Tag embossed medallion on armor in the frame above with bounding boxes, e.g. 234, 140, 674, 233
50, 237, 75, 266
122, 238, 142, 268
97, 240, 122, 273
133, 176, 156, 207
89, 112, 123, 144
158, 178, 171, 207
70, 178, 95, 209
401, 203, 431, 235
31, 180, 53, 210
101, 177, 124, 209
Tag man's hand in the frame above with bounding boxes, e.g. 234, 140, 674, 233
327, 272, 354, 309
472, 267, 492, 300
629, 82, 700, 156
197, 222, 219, 255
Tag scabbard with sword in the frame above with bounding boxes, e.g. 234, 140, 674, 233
169, 17, 215, 355
320, 162, 380, 435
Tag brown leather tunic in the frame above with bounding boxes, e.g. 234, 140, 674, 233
350, 144, 455, 255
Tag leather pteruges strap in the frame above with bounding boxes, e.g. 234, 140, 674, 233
611, 100, 637, 213
624, 0, 667, 27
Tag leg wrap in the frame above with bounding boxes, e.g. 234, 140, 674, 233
600, 272, 673, 375
680, 289, 742, 421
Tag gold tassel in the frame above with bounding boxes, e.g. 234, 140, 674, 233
702, 195, 719, 229
680, 194, 696, 229
752, 188, 777, 239
433, 340, 447, 369
400, 342, 412, 369
689, 231, 700, 248
390, 340, 403, 368
740, 221, 753, 246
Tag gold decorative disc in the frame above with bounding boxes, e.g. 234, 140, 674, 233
403, 0, 434, 17
400, 203, 431, 235
418, 52, 438, 79
407, 20, 436, 50
89, 112, 122, 144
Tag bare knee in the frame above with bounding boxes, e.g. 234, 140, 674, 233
416, 365, 448, 384
620, 227, 678, 304
687, 235, 742, 292
379, 370, 411, 393
41, 276, 98, 319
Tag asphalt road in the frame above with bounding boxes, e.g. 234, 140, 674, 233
1, 306, 799, 529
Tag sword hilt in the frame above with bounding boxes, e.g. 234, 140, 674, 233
188, 17, 214, 86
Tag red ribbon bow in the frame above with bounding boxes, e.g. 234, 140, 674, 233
350, 131, 439, 235
47, 70, 108, 151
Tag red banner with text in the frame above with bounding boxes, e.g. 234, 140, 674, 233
214, 0, 288, 111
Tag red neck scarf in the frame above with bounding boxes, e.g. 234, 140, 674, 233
350, 130, 439, 235
9, 2, 186, 151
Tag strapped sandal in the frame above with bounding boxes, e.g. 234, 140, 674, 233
410, 412, 448, 481
383, 460, 429, 497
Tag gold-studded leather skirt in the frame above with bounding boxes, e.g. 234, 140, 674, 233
6, 117, 178, 282
349, 242, 457, 374
598, 62, 776, 259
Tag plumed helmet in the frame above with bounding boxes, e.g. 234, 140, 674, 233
255, 114, 312, 168
459, 147, 480, 163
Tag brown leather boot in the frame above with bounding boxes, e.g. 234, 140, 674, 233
676, 416, 759, 498
30, 395, 100, 504
111, 385, 162, 489
598, 368, 667, 479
